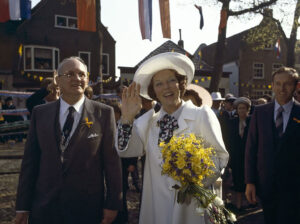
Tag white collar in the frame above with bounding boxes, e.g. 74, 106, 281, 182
274, 98, 294, 113
159, 101, 185, 120
60, 96, 85, 115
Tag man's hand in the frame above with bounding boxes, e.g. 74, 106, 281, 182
245, 183, 257, 204
15, 212, 29, 224
101, 209, 118, 224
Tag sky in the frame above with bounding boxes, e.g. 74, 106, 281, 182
31, 0, 294, 72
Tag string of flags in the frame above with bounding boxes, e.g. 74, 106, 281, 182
233, 83, 272, 89
0, 90, 33, 98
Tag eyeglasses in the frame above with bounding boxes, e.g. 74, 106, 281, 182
59, 71, 87, 80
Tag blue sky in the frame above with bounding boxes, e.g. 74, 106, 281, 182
31, 0, 274, 70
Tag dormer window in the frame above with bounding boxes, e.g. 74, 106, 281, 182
55, 15, 77, 29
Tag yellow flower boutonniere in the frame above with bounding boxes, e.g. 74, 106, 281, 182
293, 117, 300, 123
85, 117, 93, 128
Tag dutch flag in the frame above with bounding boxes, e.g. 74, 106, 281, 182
274, 39, 281, 59
138, 0, 152, 40
0, 0, 31, 23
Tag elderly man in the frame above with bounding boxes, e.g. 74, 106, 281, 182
245, 66, 300, 224
15, 57, 122, 224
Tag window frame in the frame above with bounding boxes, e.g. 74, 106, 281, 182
23, 45, 60, 72
79, 51, 91, 73
272, 63, 283, 74
102, 53, 109, 76
253, 62, 265, 79
55, 15, 78, 30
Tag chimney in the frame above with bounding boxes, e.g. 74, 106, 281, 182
263, 8, 273, 18
178, 29, 184, 49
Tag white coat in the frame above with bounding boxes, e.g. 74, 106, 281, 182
117, 101, 229, 224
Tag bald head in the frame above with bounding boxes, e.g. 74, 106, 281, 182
57, 57, 88, 76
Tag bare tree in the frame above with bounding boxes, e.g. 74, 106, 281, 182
207, 0, 278, 92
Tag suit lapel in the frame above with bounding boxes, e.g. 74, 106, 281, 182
279, 102, 300, 146
261, 103, 278, 153
53, 100, 63, 154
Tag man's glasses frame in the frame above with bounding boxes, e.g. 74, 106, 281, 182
59, 71, 87, 80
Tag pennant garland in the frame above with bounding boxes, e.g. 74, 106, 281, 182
0, 90, 33, 98
18, 44, 22, 57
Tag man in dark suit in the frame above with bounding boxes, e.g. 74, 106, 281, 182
245, 66, 300, 224
15, 57, 122, 224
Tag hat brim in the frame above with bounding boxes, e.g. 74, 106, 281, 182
186, 84, 213, 107
134, 52, 195, 100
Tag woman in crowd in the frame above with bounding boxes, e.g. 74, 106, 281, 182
117, 52, 229, 224
228, 97, 252, 210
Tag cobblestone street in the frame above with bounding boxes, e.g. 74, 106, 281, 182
0, 142, 264, 224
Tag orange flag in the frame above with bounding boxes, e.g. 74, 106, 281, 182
159, 0, 171, 38
76, 0, 96, 32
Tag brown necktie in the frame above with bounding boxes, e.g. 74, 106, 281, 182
275, 106, 284, 137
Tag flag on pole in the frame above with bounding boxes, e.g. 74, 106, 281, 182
18, 44, 23, 57
0, 0, 31, 23
194, 5, 204, 30
76, 0, 96, 32
218, 9, 227, 34
138, 0, 152, 40
159, 0, 171, 38
274, 39, 281, 59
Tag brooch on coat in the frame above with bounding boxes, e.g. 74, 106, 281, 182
293, 117, 300, 123
84, 117, 93, 128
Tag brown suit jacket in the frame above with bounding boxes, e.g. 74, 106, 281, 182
16, 98, 122, 224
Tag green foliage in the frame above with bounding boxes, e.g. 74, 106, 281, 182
243, 18, 281, 51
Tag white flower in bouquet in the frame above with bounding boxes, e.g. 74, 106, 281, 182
228, 212, 237, 222
214, 196, 224, 206
195, 207, 205, 216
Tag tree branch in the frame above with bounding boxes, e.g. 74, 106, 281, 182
228, 0, 277, 16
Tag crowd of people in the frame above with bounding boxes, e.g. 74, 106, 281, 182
13, 53, 300, 224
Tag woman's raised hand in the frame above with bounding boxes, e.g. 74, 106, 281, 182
121, 82, 142, 124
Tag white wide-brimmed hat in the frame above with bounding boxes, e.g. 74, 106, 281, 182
186, 84, 213, 107
211, 92, 224, 101
133, 52, 195, 100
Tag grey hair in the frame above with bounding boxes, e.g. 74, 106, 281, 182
57, 56, 88, 75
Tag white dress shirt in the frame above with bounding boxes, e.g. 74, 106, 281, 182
274, 99, 294, 133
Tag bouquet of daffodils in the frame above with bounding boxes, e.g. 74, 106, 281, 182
160, 133, 236, 224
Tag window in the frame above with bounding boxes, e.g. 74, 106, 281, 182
24, 46, 59, 71
264, 44, 273, 50
272, 63, 282, 74
79, 52, 91, 72
253, 63, 264, 79
102, 53, 109, 76
251, 90, 273, 100
55, 15, 77, 29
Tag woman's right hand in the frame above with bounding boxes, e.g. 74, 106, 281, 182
121, 82, 142, 124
